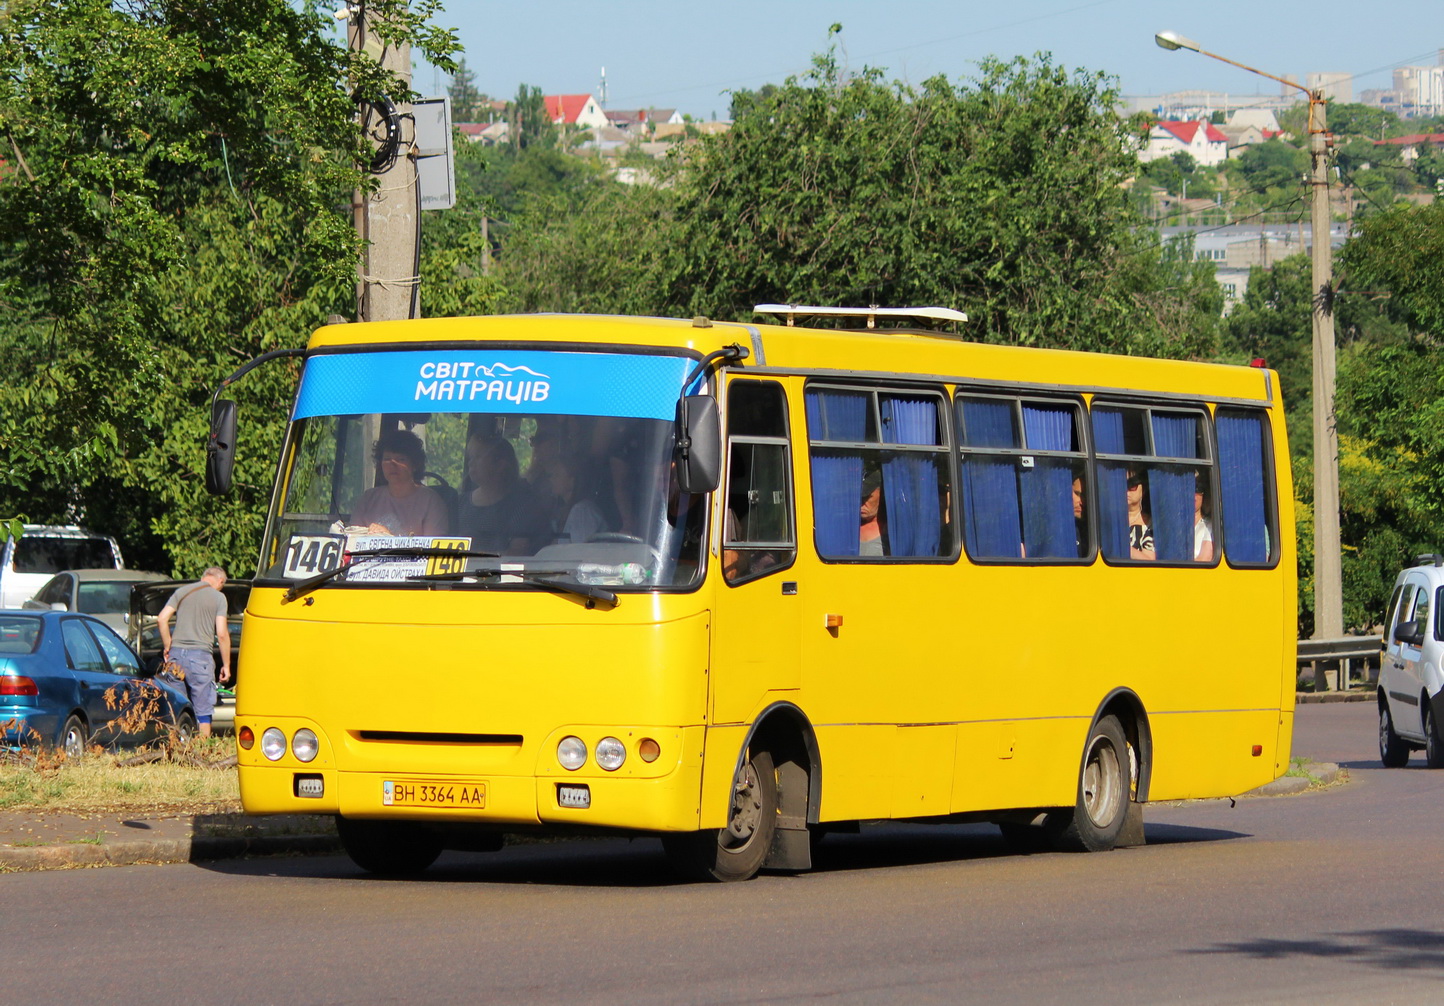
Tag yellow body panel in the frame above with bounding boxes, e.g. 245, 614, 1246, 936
237, 313, 1297, 843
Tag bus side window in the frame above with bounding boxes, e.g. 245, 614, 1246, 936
957, 394, 1086, 562
1216, 408, 1277, 566
1093, 404, 1212, 564
808, 385, 952, 561
723, 381, 795, 584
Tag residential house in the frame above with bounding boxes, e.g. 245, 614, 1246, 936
544, 94, 609, 130
1373, 133, 1444, 165
1139, 120, 1229, 167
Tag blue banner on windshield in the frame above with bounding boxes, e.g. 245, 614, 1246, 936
292, 350, 692, 421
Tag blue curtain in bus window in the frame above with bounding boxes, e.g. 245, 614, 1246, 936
880, 395, 942, 556
1149, 413, 1198, 561
807, 390, 867, 556
1092, 408, 1130, 560
1217, 411, 1269, 563
960, 398, 1021, 558
1020, 404, 1075, 558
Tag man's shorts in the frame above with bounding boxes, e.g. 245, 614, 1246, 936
170, 648, 217, 719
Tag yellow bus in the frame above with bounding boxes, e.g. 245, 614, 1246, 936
208, 307, 1295, 879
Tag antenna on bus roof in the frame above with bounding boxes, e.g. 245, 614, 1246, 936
753, 304, 968, 329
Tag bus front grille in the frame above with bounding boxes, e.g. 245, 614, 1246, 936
356, 730, 524, 746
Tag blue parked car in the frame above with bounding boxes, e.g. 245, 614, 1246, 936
0, 610, 196, 757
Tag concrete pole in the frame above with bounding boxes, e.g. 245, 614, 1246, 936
1308, 91, 1343, 640
349, 7, 416, 323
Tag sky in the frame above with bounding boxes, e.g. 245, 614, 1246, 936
405, 0, 1443, 120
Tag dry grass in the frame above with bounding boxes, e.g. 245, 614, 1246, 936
0, 739, 241, 814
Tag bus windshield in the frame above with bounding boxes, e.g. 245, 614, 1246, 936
262, 348, 706, 591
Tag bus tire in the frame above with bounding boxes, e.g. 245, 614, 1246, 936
662, 749, 777, 882
1379, 701, 1409, 768
1047, 714, 1129, 852
336, 817, 442, 875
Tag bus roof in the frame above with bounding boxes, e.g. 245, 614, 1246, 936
307, 314, 1277, 406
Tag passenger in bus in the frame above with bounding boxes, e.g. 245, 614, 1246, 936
350, 429, 449, 537
859, 466, 885, 557
546, 453, 611, 544
1126, 471, 1155, 560
457, 434, 552, 554
1194, 473, 1215, 562
1073, 476, 1087, 555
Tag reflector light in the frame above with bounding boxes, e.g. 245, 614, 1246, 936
0, 675, 38, 696
1252, 745, 1263, 757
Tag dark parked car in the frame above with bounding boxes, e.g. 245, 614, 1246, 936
128, 579, 250, 682
0, 610, 196, 756
23, 568, 171, 634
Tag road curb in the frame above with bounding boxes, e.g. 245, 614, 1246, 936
0, 833, 341, 872
1249, 761, 1342, 797
1296, 691, 1373, 703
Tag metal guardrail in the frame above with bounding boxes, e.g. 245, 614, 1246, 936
1297, 635, 1383, 692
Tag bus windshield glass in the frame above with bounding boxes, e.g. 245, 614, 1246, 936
262, 348, 706, 591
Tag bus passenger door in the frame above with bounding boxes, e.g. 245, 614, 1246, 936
710, 379, 801, 726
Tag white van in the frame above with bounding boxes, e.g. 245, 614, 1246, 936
0, 525, 124, 609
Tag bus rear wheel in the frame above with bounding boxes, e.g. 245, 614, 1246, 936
1047, 714, 1129, 852
663, 749, 777, 882
336, 817, 442, 875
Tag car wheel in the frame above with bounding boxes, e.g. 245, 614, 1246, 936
1425, 704, 1444, 769
1046, 715, 1129, 852
173, 711, 197, 746
336, 817, 442, 875
60, 715, 87, 759
663, 749, 777, 882
1380, 701, 1409, 768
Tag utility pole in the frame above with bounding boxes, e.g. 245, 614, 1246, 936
1155, 32, 1344, 642
349, 5, 417, 324
1308, 92, 1343, 640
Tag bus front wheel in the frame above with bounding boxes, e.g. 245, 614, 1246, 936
336, 817, 442, 875
663, 749, 777, 882
1047, 715, 1129, 852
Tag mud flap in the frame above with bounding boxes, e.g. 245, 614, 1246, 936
1116, 800, 1146, 848
766, 822, 812, 871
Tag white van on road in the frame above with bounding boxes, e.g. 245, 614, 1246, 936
0, 525, 124, 609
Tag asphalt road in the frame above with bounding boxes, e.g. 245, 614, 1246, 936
6, 700, 1443, 1006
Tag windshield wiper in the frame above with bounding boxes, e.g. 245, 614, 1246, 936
281, 547, 499, 604
405, 569, 619, 607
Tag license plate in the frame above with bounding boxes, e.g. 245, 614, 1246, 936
383, 779, 486, 808
557, 784, 591, 809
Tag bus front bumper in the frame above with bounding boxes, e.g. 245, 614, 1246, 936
236, 721, 707, 833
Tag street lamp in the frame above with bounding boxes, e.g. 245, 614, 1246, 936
1155, 31, 1342, 642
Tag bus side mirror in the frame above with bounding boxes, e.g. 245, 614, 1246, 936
205, 399, 239, 496
675, 395, 720, 494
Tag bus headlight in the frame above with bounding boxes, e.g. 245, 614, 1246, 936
557, 736, 587, 770
261, 727, 287, 761
595, 736, 626, 771
292, 729, 319, 763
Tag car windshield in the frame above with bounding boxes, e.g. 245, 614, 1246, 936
13, 537, 114, 574
0, 615, 42, 654
260, 348, 707, 592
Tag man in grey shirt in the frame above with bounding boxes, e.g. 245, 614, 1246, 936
158, 566, 232, 738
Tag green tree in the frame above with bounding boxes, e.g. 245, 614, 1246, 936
0, 0, 458, 575
1235, 139, 1308, 194
499, 51, 1220, 357
447, 58, 488, 122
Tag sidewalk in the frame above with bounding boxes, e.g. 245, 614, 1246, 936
0, 809, 340, 872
